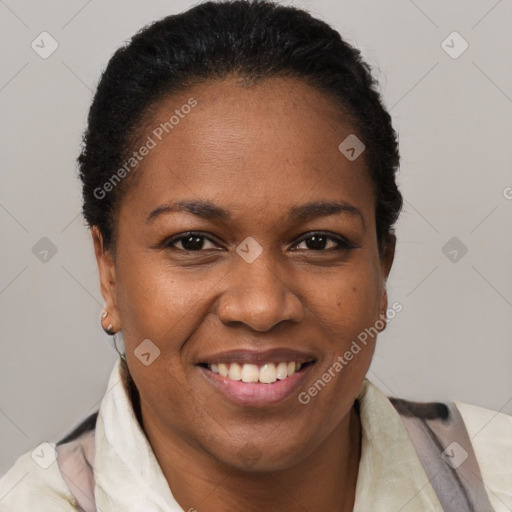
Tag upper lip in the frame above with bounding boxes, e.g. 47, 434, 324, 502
197, 348, 317, 366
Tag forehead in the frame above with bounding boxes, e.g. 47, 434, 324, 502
121, 76, 374, 225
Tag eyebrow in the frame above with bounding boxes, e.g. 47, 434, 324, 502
289, 200, 365, 230
146, 200, 230, 223
146, 199, 366, 230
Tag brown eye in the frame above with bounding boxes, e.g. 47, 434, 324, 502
164, 232, 220, 251
293, 232, 353, 251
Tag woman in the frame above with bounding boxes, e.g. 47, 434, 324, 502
1, 1, 510, 510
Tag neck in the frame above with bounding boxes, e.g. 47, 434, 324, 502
136, 390, 361, 512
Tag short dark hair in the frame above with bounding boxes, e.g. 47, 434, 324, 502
78, 0, 402, 256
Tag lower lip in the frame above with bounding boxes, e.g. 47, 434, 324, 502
198, 364, 314, 407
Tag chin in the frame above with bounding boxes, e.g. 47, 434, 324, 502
207, 435, 308, 473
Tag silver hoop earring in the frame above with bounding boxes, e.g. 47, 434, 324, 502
113, 330, 126, 361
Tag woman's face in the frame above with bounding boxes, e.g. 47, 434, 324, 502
94, 76, 394, 471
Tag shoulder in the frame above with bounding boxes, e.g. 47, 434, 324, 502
0, 444, 78, 511
0, 411, 98, 511
455, 401, 512, 506
448, 400, 512, 510
387, 391, 512, 510
455, 400, 512, 461
455, 400, 512, 437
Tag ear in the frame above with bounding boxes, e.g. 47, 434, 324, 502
92, 226, 120, 329
378, 233, 396, 321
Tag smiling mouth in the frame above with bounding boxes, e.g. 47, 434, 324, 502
198, 360, 315, 384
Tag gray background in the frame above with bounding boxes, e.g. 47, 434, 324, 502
1, 0, 511, 476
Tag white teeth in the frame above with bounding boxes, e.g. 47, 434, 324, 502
206, 361, 307, 383
276, 362, 288, 380
241, 364, 259, 383
259, 363, 277, 383
228, 362, 242, 381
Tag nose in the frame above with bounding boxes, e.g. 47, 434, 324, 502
217, 255, 304, 332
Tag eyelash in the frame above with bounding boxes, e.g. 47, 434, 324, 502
162, 231, 355, 252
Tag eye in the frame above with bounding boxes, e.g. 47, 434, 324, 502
163, 232, 221, 251
292, 232, 354, 251
162, 231, 355, 253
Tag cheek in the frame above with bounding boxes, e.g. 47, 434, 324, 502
115, 257, 201, 423
303, 255, 382, 392
307, 271, 380, 415
116, 251, 195, 331
310, 258, 382, 333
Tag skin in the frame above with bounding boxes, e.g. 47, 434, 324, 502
93, 76, 395, 512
